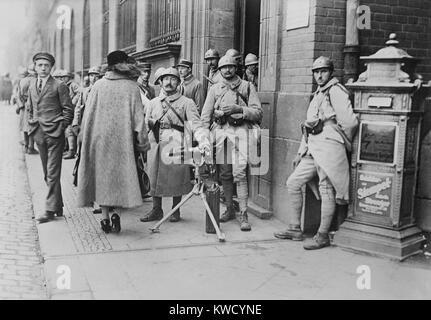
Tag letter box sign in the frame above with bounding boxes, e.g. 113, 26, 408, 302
358, 121, 398, 165
356, 172, 392, 216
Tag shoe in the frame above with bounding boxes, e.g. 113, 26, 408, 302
100, 219, 111, 233
55, 209, 63, 217
274, 227, 304, 241
111, 213, 121, 233
63, 151, 75, 160
238, 211, 251, 232
220, 206, 236, 223
140, 207, 163, 222
169, 210, 181, 223
303, 232, 331, 250
93, 208, 102, 214
36, 211, 55, 224
27, 147, 39, 155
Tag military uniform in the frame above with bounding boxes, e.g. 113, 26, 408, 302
179, 74, 204, 114
201, 57, 263, 231
275, 56, 359, 250
208, 68, 223, 90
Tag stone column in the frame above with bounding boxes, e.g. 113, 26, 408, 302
108, 0, 118, 51
136, 0, 151, 52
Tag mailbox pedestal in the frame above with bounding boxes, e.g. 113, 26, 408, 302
334, 34, 429, 260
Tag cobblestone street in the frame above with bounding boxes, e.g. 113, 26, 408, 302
0, 104, 47, 299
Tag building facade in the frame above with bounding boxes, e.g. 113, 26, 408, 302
23, 0, 431, 233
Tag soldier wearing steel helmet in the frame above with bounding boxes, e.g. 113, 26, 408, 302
243, 53, 259, 89
274, 56, 359, 250
225, 48, 244, 78
140, 67, 210, 223
204, 48, 223, 90
201, 55, 263, 232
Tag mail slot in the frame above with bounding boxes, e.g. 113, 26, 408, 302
334, 34, 430, 260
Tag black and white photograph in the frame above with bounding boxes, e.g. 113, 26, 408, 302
0, 0, 430, 304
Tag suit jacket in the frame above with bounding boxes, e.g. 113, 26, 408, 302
27, 75, 74, 137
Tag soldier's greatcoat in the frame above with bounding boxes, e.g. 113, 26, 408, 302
146, 91, 205, 197
180, 74, 204, 113
297, 77, 358, 204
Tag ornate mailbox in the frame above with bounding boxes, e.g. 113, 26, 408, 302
334, 34, 430, 260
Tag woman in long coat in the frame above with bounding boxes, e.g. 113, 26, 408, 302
77, 51, 150, 233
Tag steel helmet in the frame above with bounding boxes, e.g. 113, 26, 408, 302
88, 66, 100, 75
160, 67, 180, 80
204, 49, 220, 60
52, 69, 64, 78
225, 48, 242, 64
153, 67, 166, 85
218, 55, 238, 69
312, 56, 334, 72
244, 53, 259, 66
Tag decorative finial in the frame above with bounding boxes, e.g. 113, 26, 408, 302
386, 33, 399, 46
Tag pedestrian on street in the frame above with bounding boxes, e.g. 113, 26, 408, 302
274, 56, 359, 250
140, 67, 210, 223
27, 52, 74, 223
243, 53, 259, 89
177, 59, 204, 114
201, 55, 263, 231
204, 49, 223, 91
17, 63, 38, 154
77, 50, 150, 234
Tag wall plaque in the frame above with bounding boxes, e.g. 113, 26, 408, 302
285, 0, 310, 31
356, 171, 393, 216
358, 121, 398, 164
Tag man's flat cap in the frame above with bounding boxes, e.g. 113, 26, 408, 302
176, 59, 193, 69
137, 62, 152, 71
33, 52, 55, 65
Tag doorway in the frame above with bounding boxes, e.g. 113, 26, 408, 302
236, 0, 261, 59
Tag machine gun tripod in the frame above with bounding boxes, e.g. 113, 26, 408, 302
149, 148, 226, 242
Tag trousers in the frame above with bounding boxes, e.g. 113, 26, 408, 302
32, 126, 65, 212
285, 154, 336, 234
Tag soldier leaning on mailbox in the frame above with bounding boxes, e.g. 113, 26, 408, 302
274, 56, 359, 250
201, 55, 263, 232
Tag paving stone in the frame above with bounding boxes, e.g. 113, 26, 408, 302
0, 105, 47, 299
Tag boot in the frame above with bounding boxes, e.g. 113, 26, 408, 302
140, 207, 163, 222
238, 210, 251, 232
140, 197, 163, 222
27, 147, 39, 155
303, 232, 331, 250
63, 150, 75, 160
220, 205, 236, 223
274, 225, 304, 241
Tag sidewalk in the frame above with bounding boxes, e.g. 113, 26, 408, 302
23, 116, 431, 300
0, 105, 46, 299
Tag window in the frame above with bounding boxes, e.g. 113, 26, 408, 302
102, 0, 109, 59
117, 0, 137, 52
150, 0, 180, 47
83, 0, 90, 69
70, 10, 75, 72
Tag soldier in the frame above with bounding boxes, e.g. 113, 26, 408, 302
201, 55, 263, 231
62, 70, 81, 160
243, 53, 259, 89
204, 49, 222, 90
225, 49, 244, 78
72, 66, 101, 140
136, 62, 156, 111
274, 56, 359, 250
140, 67, 209, 223
177, 59, 204, 113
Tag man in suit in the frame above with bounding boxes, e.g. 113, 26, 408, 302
27, 52, 74, 223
